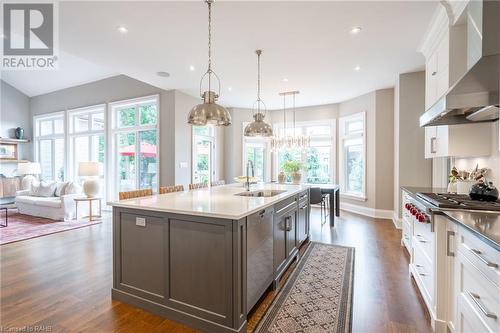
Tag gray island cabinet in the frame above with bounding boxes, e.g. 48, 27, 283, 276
109, 184, 310, 333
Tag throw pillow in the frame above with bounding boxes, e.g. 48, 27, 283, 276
29, 181, 41, 196
63, 182, 82, 195
30, 181, 56, 197
55, 182, 68, 197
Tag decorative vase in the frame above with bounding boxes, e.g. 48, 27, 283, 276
278, 171, 286, 184
292, 171, 301, 184
15, 127, 24, 139
447, 182, 457, 193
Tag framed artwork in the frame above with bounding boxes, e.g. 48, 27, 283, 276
0, 143, 18, 160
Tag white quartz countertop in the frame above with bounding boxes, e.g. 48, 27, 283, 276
108, 183, 310, 220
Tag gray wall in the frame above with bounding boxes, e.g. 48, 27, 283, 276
393, 71, 432, 217
0, 80, 32, 176
29, 75, 175, 186
375, 89, 395, 211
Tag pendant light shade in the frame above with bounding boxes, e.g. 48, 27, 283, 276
188, 0, 231, 126
244, 49, 273, 137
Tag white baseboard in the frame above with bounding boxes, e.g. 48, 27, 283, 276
340, 202, 393, 220
392, 211, 402, 229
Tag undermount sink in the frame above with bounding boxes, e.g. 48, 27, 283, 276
235, 190, 286, 198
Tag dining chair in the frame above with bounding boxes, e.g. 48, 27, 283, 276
159, 185, 184, 194
189, 182, 208, 190
211, 180, 225, 187
119, 188, 153, 200
309, 187, 327, 225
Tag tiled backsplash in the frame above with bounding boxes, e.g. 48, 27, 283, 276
453, 121, 500, 186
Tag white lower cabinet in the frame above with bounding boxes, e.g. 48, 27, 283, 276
452, 227, 500, 333
400, 197, 500, 333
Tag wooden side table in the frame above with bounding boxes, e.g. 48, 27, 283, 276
75, 197, 102, 221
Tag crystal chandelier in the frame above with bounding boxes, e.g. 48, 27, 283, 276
271, 91, 310, 151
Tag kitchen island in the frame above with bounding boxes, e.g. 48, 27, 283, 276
109, 183, 310, 333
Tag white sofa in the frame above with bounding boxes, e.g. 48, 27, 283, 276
15, 181, 86, 221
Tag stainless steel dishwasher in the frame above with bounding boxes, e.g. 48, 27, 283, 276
246, 206, 274, 313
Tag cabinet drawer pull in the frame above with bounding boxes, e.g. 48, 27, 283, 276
467, 291, 498, 319
431, 71, 437, 76
300, 206, 307, 210
430, 137, 437, 154
466, 245, 498, 268
415, 264, 427, 276
416, 234, 427, 243
446, 230, 455, 257
284, 216, 292, 231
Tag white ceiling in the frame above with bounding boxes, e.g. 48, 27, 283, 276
1, 50, 116, 97
2, 1, 438, 108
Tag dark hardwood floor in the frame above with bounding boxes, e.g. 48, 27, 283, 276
0, 208, 432, 333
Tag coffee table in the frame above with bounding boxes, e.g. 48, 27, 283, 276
0, 197, 16, 228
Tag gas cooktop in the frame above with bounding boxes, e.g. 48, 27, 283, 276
416, 193, 500, 211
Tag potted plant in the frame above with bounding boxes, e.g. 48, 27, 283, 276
282, 160, 304, 184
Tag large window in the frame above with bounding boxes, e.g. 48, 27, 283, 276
111, 96, 159, 194
34, 113, 65, 181
68, 105, 106, 197
339, 112, 366, 198
192, 126, 215, 184
275, 121, 335, 184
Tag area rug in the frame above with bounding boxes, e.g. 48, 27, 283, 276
0, 213, 102, 245
255, 242, 355, 333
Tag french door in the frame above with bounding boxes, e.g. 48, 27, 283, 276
115, 129, 158, 193
192, 135, 215, 184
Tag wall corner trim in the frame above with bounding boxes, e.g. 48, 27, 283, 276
392, 212, 402, 229
340, 202, 393, 220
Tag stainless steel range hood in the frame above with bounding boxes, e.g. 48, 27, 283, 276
420, 0, 500, 127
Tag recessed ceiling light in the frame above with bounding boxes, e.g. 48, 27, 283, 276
350, 26, 362, 34
282, 78, 289, 82
156, 71, 170, 77
117, 25, 128, 34
354, 65, 361, 71
228, 86, 233, 92
189, 65, 195, 71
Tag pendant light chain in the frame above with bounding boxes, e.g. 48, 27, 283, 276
207, 0, 212, 92
256, 50, 262, 113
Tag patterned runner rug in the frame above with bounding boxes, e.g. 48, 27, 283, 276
0, 213, 101, 245
255, 242, 354, 333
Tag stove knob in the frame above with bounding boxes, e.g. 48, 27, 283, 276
415, 213, 422, 221
417, 214, 425, 223
404, 203, 410, 210
410, 207, 417, 216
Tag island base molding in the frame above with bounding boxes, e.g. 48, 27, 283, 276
111, 288, 247, 333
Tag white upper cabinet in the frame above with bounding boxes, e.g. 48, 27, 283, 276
424, 123, 492, 159
425, 33, 450, 110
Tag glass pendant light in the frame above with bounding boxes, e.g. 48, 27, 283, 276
187, 0, 231, 126
244, 50, 273, 137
